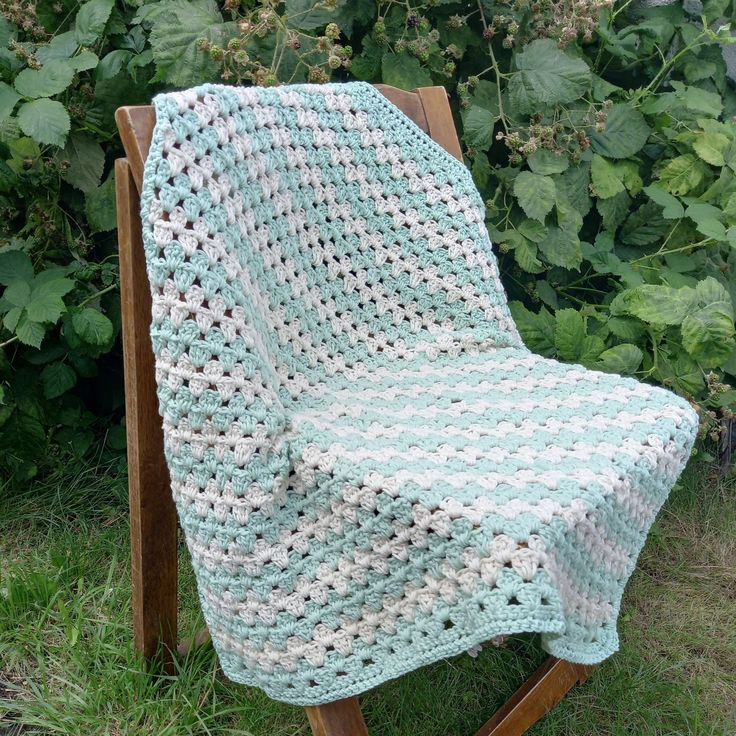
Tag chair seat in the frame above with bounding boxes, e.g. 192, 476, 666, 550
194, 346, 697, 705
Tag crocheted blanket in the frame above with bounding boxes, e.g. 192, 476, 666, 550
140, 82, 699, 706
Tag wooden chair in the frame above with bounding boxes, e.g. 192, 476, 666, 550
115, 84, 594, 736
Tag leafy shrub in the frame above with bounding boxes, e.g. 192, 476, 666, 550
1, 0, 735, 483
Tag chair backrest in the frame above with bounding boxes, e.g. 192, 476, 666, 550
113, 84, 464, 661
116, 85, 463, 192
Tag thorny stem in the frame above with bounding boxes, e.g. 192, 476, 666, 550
476, 0, 509, 133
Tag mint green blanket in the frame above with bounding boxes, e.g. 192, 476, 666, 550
140, 82, 698, 705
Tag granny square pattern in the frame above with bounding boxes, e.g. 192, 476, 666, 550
140, 82, 699, 706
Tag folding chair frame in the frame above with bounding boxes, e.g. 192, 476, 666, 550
115, 84, 593, 736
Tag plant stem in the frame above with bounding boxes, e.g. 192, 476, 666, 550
476, 0, 509, 133
78, 284, 117, 308
0, 335, 19, 350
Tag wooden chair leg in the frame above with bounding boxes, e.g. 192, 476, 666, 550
116, 158, 178, 670
475, 657, 594, 736
305, 697, 369, 736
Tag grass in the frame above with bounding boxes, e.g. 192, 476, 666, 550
1, 460, 735, 736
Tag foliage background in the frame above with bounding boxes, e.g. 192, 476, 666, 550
1, 0, 735, 483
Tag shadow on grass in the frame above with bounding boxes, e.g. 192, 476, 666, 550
0, 460, 734, 735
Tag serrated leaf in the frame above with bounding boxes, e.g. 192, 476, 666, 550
508, 39, 591, 114
672, 82, 722, 117
3, 306, 22, 332
509, 301, 556, 355
597, 190, 631, 232
555, 161, 591, 217
596, 344, 643, 374
643, 185, 684, 219
75, 0, 115, 45
518, 220, 547, 243
608, 316, 646, 340
621, 202, 669, 246
96, 49, 133, 80
0, 81, 20, 121
150, 0, 234, 87
693, 131, 729, 166
18, 100, 70, 147
658, 154, 707, 197
538, 225, 581, 269
682, 305, 735, 367
514, 239, 543, 273
591, 154, 625, 199
695, 276, 732, 310
86, 173, 117, 232
462, 105, 496, 150
41, 362, 77, 399
527, 149, 568, 175
4, 281, 30, 307
15, 314, 45, 348
26, 276, 74, 323
72, 307, 113, 345
554, 308, 585, 361
0, 250, 33, 285
616, 284, 697, 325
60, 133, 104, 192
590, 104, 650, 159
513, 171, 556, 223
14, 63, 74, 99
381, 52, 433, 91
35, 31, 77, 64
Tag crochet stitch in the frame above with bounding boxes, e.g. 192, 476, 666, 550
140, 81, 699, 706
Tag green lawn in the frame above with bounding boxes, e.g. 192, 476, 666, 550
1, 461, 734, 736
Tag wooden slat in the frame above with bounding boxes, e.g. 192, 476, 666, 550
474, 657, 595, 736
416, 86, 463, 161
115, 106, 156, 192
116, 157, 178, 667
305, 697, 369, 736
374, 84, 429, 131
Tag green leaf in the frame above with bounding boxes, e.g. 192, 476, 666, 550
41, 362, 77, 399
508, 39, 591, 114
14, 63, 74, 99
554, 308, 585, 361
513, 171, 556, 223
72, 307, 113, 345
620, 202, 670, 246
69, 51, 99, 72
60, 133, 104, 193
0, 81, 20, 121
608, 316, 646, 341
285, 0, 343, 30
26, 276, 74, 323
381, 52, 433, 91
0, 250, 33, 284
643, 185, 684, 219
508, 302, 556, 356
672, 82, 722, 117
596, 344, 643, 375
591, 154, 625, 199
597, 190, 630, 232
86, 174, 117, 233
514, 239, 543, 273
35, 31, 77, 64
695, 276, 732, 310
518, 220, 547, 243
616, 284, 696, 325
15, 313, 45, 348
538, 225, 582, 269
96, 49, 133, 80
527, 149, 568, 175
682, 305, 735, 367
555, 161, 591, 218
658, 154, 706, 197
17, 99, 70, 147
693, 131, 729, 166
74, 0, 115, 46
685, 202, 727, 241
590, 104, 650, 159
4, 281, 30, 307
462, 106, 496, 150
150, 0, 234, 87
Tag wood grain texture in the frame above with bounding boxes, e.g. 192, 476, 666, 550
374, 84, 429, 131
115, 106, 155, 192
416, 86, 464, 161
305, 697, 369, 736
474, 657, 595, 736
116, 157, 178, 667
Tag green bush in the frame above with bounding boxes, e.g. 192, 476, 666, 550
1, 0, 735, 483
